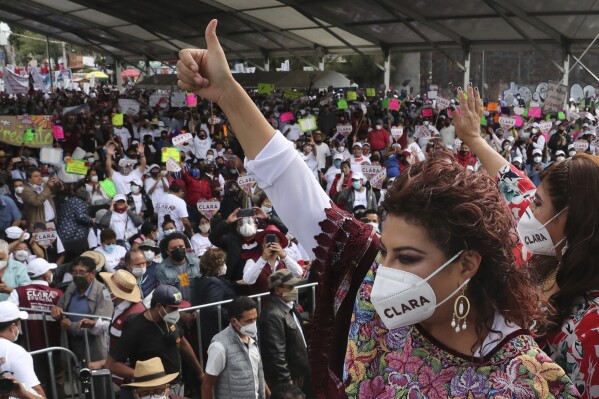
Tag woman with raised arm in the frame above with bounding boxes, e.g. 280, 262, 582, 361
455, 88, 599, 398
177, 21, 578, 398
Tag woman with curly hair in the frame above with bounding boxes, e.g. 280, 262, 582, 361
455, 87, 599, 397
177, 23, 578, 398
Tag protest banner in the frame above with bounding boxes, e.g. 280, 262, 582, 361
22, 128, 34, 143
336, 124, 353, 137
186, 94, 197, 107
337, 100, 348, 109
514, 116, 524, 127
172, 133, 192, 146
381, 99, 390, 109
197, 199, 221, 219
389, 99, 400, 111
415, 125, 431, 139
161, 147, 181, 163
258, 83, 275, 94
52, 125, 64, 140
0, 115, 54, 148
427, 91, 438, 100
171, 92, 187, 107
237, 175, 256, 194
99, 179, 116, 198
208, 116, 222, 125
370, 168, 387, 190
112, 114, 124, 126
543, 81, 568, 113
568, 110, 580, 121
347, 91, 357, 101
391, 127, 403, 142
538, 121, 552, 134
366, 88, 376, 97
573, 141, 589, 152
422, 108, 433, 118
32, 230, 57, 249
487, 102, 499, 112
40, 148, 63, 166
149, 92, 169, 107
498, 116, 516, 127
528, 107, 542, 118
65, 159, 89, 175
280, 112, 293, 123
283, 90, 303, 99
298, 116, 317, 132
118, 99, 140, 115
435, 97, 451, 110
361, 164, 383, 181
166, 158, 181, 172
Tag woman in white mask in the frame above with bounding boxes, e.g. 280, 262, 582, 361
454, 85, 595, 396
0, 239, 31, 302
178, 32, 578, 398
190, 216, 216, 257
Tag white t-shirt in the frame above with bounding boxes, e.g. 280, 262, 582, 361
156, 193, 189, 233
144, 176, 169, 207
192, 136, 212, 159
111, 169, 143, 195
113, 126, 131, 145
95, 244, 127, 272
0, 338, 41, 394
205, 333, 261, 399
131, 193, 144, 214
190, 234, 215, 257
349, 156, 370, 174
314, 142, 331, 169
109, 211, 138, 241
353, 188, 368, 209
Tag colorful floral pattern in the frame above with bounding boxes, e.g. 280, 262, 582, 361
343, 264, 580, 398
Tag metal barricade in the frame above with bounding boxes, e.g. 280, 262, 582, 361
181, 282, 318, 366
29, 347, 79, 399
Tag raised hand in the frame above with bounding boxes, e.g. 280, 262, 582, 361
453, 84, 484, 147
136, 142, 145, 154
177, 19, 235, 104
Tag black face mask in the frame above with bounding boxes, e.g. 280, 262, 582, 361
171, 248, 186, 262
73, 276, 89, 290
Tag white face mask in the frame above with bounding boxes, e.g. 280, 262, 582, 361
238, 220, 257, 238
199, 224, 210, 234
371, 251, 466, 330
91, 175, 99, 183
131, 267, 146, 277
162, 308, 180, 325
375, 125, 382, 130
237, 320, 258, 338
532, 128, 539, 134
338, 146, 345, 153
164, 229, 176, 236
424, 121, 429, 126
14, 250, 29, 262
569, 150, 576, 157
42, 176, 49, 184
15, 187, 24, 195
556, 156, 566, 162
533, 156, 542, 163
0, 261, 7, 270
144, 251, 155, 262
219, 264, 227, 276
131, 185, 141, 194
517, 207, 567, 257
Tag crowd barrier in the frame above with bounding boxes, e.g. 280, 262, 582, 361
19, 282, 318, 396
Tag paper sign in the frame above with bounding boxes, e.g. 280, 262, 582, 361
558, 112, 566, 120
170, 92, 188, 107
568, 111, 580, 121
415, 125, 431, 138
487, 102, 498, 111
161, 147, 181, 163
514, 116, 524, 127
543, 81, 568, 113
391, 127, 403, 142
370, 168, 387, 190
498, 116, 516, 127
382, 99, 390, 109
389, 99, 400, 111
112, 114, 124, 126
196, 200, 221, 219
280, 112, 293, 123
573, 141, 589, 152
347, 91, 357, 101
435, 97, 451, 110
514, 106, 525, 116
65, 159, 89, 175
538, 121, 552, 133
361, 164, 383, 181
32, 230, 57, 248
481, 116, 487, 125
118, 99, 140, 115
336, 124, 353, 137
99, 179, 116, 198
166, 158, 181, 172
427, 91, 438, 100
366, 88, 376, 97
40, 147, 63, 166
237, 175, 256, 194
186, 94, 197, 107
298, 116, 317, 132
258, 83, 275, 95
150, 93, 169, 107
422, 108, 433, 118
360, 103, 367, 114
23, 129, 34, 143
337, 100, 348, 109
172, 133, 192, 146
528, 107, 542, 118
52, 125, 64, 139
208, 116, 222, 125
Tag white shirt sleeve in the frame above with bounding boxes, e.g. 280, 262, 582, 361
245, 132, 331, 258
11, 350, 40, 388
243, 258, 267, 285
90, 318, 110, 336
282, 254, 303, 277
533, 135, 546, 149
7, 290, 19, 306
205, 341, 227, 376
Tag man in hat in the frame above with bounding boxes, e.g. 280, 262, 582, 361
0, 302, 47, 399
121, 357, 179, 399
258, 270, 312, 396
335, 172, 377, 213
106, 285, 203, 397
203, 296, 267, 399
7, 258, 63, 399
242, 225, 303, 296
50, 256, 114, 363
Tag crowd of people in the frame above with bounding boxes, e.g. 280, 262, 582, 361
0, 19, 598, 399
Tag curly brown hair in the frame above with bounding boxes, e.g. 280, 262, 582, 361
200, 248, 227, 277
383, 151, 544, 340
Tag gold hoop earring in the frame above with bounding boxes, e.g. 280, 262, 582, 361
451, 285, 470, 333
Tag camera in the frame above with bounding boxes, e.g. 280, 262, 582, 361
265, 234, 277, 244
0, 371, 16, 395
238, 208, 255, 218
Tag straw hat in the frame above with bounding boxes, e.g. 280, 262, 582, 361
121, 357, 178, 388
99, 270, 141, 303
81, 251, 105, 272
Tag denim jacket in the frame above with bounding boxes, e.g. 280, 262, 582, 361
155, 254, 201, 305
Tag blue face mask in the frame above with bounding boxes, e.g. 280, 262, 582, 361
352, 181, 362, 190
333, 160, 342, 168
261, 206, 272, 214
104, 244, 116, 254
191, 169, 200, 178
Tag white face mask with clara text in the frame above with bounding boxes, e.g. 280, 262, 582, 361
371, 251, 466, 330
517, 206, 567, 257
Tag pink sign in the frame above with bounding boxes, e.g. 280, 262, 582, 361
280, 112, 293, 123
422, 108, 433, 118
528, 107, 542, 118
388, 99, 400, 111
52, 125, 64, 139
514, 115, 524, 127
186, 94, 197, 107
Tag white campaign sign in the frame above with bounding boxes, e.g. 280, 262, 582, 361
197, 201, 220, 212
538, 121, 552, 133
391, 127, 403, 141
435, 97, 451, 110
415, 125, 431, 138
172, 133, 192, 146
40, 148, 63, 166
543, 81, 568, 113
574, 141, 589, 152
166, 158, 181, 172
118, 99, 140, 115
336, 124, 353, 136
170, 92, 188, 108
150, 93, 168, 107
498, 116, 516, 127
361, 164, 383, 180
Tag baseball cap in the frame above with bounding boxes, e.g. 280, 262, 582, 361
113, 194, 127, 202
555, 150, 566, 157
27, 258, 57, 278
333, 153, 344, 161
0, 301, 28, 323
532, 122, 540, 128
151, 285, 190, 308
512, 156, 523, 164
130, 179, 143, 187
532, 149, 543, 156
5, 226, 29, 241
268, 269, 303, 289
352, 142, 362, 148
351, 172, 365, 181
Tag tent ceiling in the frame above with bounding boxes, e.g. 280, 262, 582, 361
1, 0, 598, 64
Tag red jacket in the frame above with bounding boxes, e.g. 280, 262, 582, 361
367, 129, 390, 151
181, 172, 213, 206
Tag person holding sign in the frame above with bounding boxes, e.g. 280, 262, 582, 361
20, 169, 58, 230
177, 28, 577, 397
105, 142, 146, 195
366, 120, 390, 156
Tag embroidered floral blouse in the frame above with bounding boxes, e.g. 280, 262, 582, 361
246, 134, 579, 399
